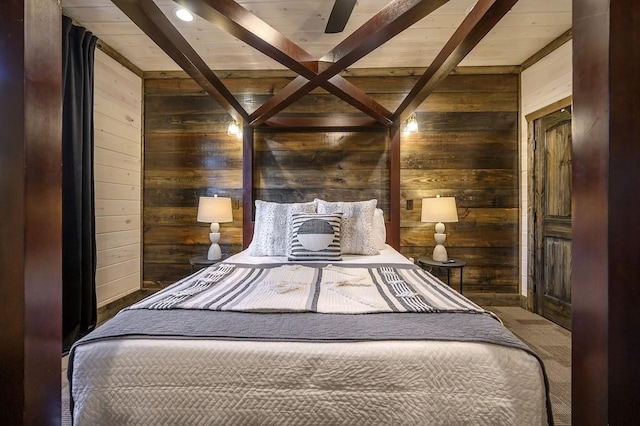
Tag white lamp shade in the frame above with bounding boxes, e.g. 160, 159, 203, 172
421, 197, 458, 223
197, 196, 233, 223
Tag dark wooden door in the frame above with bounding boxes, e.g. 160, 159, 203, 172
534, 108, 572, 329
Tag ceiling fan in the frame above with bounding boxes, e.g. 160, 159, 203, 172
325, 0, 357, 33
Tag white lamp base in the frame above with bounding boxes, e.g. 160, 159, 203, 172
207, 223, 222, 260
432, 242, 448, 262
432, 225, 448, 262
207, 241, 222, 260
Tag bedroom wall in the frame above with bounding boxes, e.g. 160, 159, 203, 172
254, 131, 389, 211
143, 75, 245, 287
143, 70, 519, 299
400, 73, 519, 296
520, 41, 573, 297
94, 49, 143, 307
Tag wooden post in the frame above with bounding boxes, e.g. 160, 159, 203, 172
242, 125, 254, 248
572, 0, 640, 423
0, 0, 62, 424
388, 121, 401, 249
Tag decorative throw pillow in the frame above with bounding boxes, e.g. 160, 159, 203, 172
288, 213, 342, 261
248, 200, 317, 256
316, 199, 378, 255
373, 208, 387, 250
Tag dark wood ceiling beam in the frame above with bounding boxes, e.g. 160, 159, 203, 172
321, 0, 449, 66
178, 0, 392, 125
174, 0, 316, 76
300, 61, 333, 74
247, 71, 392, 126
324, 75, 393, 125
263, 116, 383, 130
112, 0, 248, 122
394, 0, 518, 121
251, 0, 450, 125
250, 76, 310, 123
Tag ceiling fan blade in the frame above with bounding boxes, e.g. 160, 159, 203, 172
325, 0, 357, 34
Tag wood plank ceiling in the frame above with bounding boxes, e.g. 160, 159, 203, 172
62, 0, 572, 129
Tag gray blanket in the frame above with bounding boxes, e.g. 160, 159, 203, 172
77, 309, 517, 346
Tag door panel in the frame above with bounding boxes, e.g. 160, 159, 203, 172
545, 123, 572, 217
534, 108, 572, 329
543, 237, 572, 323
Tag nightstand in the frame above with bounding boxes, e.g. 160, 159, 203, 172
189, 255, 229, 273
417, 256, 467, 294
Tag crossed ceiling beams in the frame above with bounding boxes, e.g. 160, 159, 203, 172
112, 0, 518, 129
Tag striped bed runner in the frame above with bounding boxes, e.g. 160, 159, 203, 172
130, 263, 485, 315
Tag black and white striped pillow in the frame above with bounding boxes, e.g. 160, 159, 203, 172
288, 213, 342, 261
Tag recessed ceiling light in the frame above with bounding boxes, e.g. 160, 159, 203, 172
175, 8, 194, 22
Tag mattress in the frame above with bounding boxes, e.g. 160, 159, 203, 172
69, 246, 551, 425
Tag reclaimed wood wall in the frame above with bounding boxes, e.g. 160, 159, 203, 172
144, 77, 243, 288
400, 73, 519, 295
143, 70, 518, 297
254, 130, 389, 211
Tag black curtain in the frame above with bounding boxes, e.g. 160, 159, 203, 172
62, 16, 98, 353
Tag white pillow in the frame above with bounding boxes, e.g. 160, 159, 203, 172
248, 200, 317, 256
288, 212, 343, 262
316, 199, 378, 255
373, 208, 386, 250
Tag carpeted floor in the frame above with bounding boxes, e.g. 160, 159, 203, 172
489, 306, 572, 425
61, 306, 571, 425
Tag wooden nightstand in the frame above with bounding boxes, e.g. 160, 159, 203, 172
189, 254, 229, 273
417, 256, 467, 294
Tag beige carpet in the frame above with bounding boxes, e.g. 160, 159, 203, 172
62, 307, 571, 425
490, 306, 572, 425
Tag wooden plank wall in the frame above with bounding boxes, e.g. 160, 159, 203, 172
254, 131, 389, 210
94, 50, 143, 306
400, 73, 520, 295
143, 77, 245, 287
143, 71, 519, 296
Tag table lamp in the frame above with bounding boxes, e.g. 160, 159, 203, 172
197, 195, 233, 260
421, 196, 458, 262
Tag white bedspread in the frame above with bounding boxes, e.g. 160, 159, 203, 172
70, 246, 549, 425
72, 339, 547, 425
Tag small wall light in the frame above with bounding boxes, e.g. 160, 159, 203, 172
227, 120, 241, 138
404, 113, 419, 133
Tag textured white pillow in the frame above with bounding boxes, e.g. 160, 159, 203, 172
248, 200, 317, 256
373, 208, 386, 250
316, 199, 378, 255
288, 213, 343, 261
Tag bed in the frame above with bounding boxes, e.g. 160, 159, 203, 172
68, 200, 552, 425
